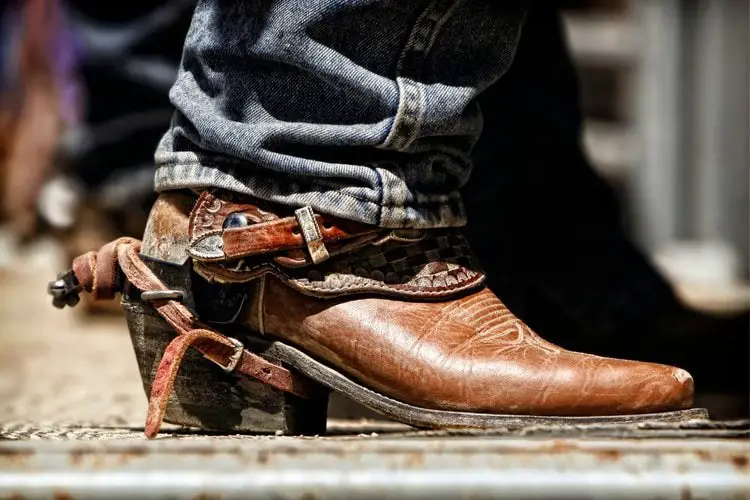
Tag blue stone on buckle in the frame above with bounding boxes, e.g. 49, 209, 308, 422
223, 212, 249, 229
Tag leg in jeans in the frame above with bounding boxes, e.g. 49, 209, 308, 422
52, 1, 699, 437
155, 0, 528, 228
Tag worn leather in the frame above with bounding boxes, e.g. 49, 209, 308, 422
189, 190, 486, 299
259, 280, 693, 415
188, 191, 379, 262
141, 192, 194, 265
68, 236, 316, 437
153, 192, 695, 416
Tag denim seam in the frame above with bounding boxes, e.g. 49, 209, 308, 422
155, 162, 461, 209
374, 168, 384, 227
379, 0, 460, 153
397, 0, 462, 71
376, 0, 462, 227
381, 77, 425, 152
154, 162, 376, 204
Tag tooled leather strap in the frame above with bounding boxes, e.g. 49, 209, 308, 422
70, 237, 315, 438
188, 191, 378, 263
221, 210, 367, 262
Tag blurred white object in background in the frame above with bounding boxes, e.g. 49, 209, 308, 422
37, 174, 82, 230
655, 240, 738, 286
655, 240, 750, 313
563, 0, 748, 313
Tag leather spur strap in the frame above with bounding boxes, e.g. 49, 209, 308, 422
66, 237, 314, 438
186, 191, 487, 300
187, 191, 379, 264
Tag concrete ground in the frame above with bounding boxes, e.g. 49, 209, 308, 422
0, 236, 748, 498
0, 238, 147, 429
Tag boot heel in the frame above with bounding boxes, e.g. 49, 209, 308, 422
123, 298, 329, 435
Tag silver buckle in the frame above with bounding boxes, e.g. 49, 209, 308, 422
140, 290, 185, 302
294, 206, 330, 264
208, 336, 244, 373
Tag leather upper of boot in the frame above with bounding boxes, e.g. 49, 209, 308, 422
142, 191, 695, 416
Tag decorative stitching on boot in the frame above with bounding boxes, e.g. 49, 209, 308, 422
197, 229, 485, 299
188, 192, 485, 299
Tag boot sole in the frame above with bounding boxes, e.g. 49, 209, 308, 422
124, 299, 708, 435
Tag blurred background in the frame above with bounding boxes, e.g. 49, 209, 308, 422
0, 0, 747, 427
562, 0, 749, 312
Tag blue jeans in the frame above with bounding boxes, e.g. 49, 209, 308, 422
155, 0, 529, 228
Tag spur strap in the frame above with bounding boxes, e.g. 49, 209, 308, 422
50, 237, 315, 438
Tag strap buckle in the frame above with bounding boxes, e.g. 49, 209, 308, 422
295, 206, 330, 264
207, 336, 244, 373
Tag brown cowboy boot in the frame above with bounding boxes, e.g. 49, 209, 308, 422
49, 190, 703, 438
